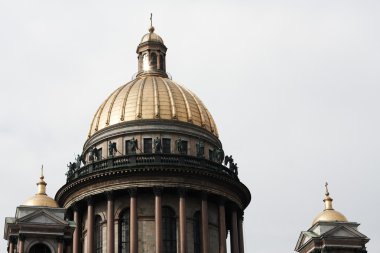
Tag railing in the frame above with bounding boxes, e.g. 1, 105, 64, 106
66, 153, 238, 182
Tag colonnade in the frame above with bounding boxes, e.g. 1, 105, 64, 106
71, 189, 245, 253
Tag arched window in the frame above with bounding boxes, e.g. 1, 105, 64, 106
150, 53, 157, 69
95, 215, 103, 253
160, 55, 165, 71
193, 211, 201, 253
162, 206, 177, 253
142, 53, 149, 71
29, 243, 51, 253
119, 208, 130, 253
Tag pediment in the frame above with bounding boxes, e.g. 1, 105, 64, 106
18, 209, 66, 225
324, 225, 367, 239
295, 231, 317, 251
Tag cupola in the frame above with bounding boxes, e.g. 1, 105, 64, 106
136, 14, 168, 78
312, 182, 348, 225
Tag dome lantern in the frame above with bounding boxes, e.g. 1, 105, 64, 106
136, 14, 168, 78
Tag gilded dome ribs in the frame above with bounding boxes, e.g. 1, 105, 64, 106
88, 105, 102, 137
175, 82, 192, 123
136, 77, 147, 119
161, 77, 177, 119
120, 78, 138, 121
152, 77, 160, 118
185, 88, 206, 127
106, 85, 124, 126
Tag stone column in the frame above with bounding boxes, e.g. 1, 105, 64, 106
231, 210, 239, 253
154, 187, 163, 253
157, 53, 161, 70
179, 188, 187, 253
58, 239, 64, 253
106, 191, 115, 253
73, 204, 80, 253
65, 241, 72, 253
238, 215, 245, 253
129, 188, 138, 253
218, 200, 227, 253
87, 197, 94, 253
8, 238, 14, 253
201, 192, 209, 253
18, 235, 24, 253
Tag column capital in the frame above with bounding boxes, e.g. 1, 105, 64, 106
178, 187, 187, 197
18, 234, 25, 241
218, 197, 226, 205
153, 186, 163, 196
105, 190, 114, 200
72, 202, 81, 212
240, 212, 245, 221
9, 236, 16, 244
201, 191, 208, 200
129, 187, 138, 197
85, 196, 94, 205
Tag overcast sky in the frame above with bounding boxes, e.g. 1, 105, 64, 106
0, 0, 379, 252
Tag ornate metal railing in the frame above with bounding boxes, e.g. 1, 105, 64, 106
66, 153, 238, 182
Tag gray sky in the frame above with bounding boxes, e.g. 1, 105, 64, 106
1, 0, 379, 252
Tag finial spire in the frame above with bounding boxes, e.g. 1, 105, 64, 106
37, 166, 47, 195
149, 13, 155, 33
40, 164, 44, 179
323, 182, 333, 210
325, 182, 329, 196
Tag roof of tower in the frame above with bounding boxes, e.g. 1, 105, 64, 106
140, 26, 164, 44
312, 183, 348, 225
88, 76, 218, 138
23, 167, 59, 208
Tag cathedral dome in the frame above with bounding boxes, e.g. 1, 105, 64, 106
312, 184, 348, 225
23, 170, 59, 208
88, 74, 218, 138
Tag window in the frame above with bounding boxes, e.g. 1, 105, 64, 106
143, 53, 149, 71
29, 243, 51, 253
193, 211, 201, 253
182, 141, 188, 155
160, 55, 165, 70
143, 138, 153, 154
97, 148, 102, 160
119, 209, 130, 253
150, 53, 157, 69
95, 215, 102, 253
125, 140, 131, 154
162, 206, 177, 253
163, 138, 171, 154
209, 149, 214, 161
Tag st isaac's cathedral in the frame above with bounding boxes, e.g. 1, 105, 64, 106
3, 20, 370, 253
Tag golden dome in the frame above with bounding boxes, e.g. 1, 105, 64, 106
312, 183, 348, 225
23, 168, 59, 208
88, 76, 218, 137
141, 27, 164, 44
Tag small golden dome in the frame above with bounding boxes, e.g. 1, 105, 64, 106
141, 29, 164, 44
23, 167, 59, 208
88, 76, 218, 137
312, 183, 348, 225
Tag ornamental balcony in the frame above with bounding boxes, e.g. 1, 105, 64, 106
66, 153, 239, 183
